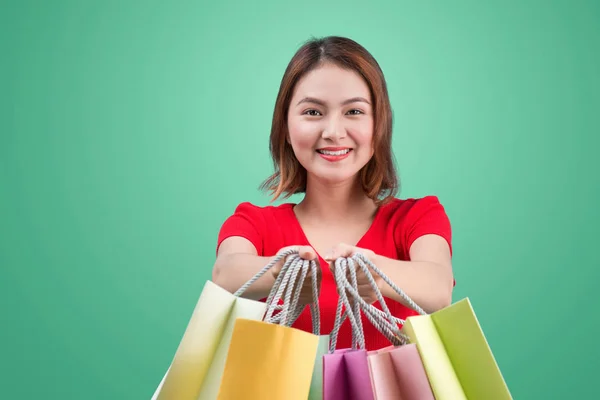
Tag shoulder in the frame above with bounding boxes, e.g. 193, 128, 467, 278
380, 195, 453, 255
217, 201, 295, 255
227, 201, 296, 221
219, 201, 297, 233
381, 195, 450, 221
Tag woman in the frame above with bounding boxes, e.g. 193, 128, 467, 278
211, 36, 455, 351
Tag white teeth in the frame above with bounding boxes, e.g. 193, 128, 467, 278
318, 149, 350, 156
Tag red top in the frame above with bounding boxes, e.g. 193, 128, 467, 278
216, 195, 453, 351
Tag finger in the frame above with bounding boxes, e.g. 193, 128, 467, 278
296, 246, 317, 260
324, 243, 351, 261
323, 245, 337, 261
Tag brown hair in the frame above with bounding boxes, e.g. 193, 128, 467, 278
260, 36, 399, 205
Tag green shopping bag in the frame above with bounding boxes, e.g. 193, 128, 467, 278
402, 298, 512, 400
308, 335, 330, 400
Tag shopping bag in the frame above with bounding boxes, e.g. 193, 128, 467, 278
216, 254, 323, 400
195, 293, 270, 399
151, 281, 267, 400
402, 298, 512, 400
322, 257, 379, 400
367, 343, 434, 400
322, 348, 375, 400
216, 318, 320, 399
329, 253, 511, 400
367, 349, 402, 400
322, 349, 347, 400
151, 249, 310, 400
325, 254, 419, 400
321, 253, 422, 400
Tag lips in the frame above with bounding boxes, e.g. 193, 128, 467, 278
316, 147, 353, 162
316, 147, 352, 156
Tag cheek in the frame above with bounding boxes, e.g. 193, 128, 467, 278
288, 118, 319, 150
352, 120, 375, 151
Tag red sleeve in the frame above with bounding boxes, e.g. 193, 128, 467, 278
217, 202, 265, 255
401, 196, 453, 256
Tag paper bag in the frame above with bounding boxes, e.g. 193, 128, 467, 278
323, 349, 374, 400
151, 281, 266, 400
216, 318, 320, 400
368, 343, 434, 400
402, 298, 512, 400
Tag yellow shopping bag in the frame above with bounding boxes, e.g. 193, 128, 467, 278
402, 298, 512, 400
216, 254, 323, 400
216, 318, 320, 400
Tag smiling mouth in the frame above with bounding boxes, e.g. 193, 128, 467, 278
316, 148, 352, 156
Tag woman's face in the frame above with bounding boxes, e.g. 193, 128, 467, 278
287, 63, 375, 187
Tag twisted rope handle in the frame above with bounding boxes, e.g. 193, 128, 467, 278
263, 255, 303, 325
347, 258, 365, 349
329, 252, 427, 350
266, 257, 320, 336
329, 258, 366, 352
330, 256, 398, 350
354, 253, 426, 316
234, 248, 297, 297
348, 256, 410, 345
233, 248, 321, 335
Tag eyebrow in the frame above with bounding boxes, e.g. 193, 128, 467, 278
296, 96, 371, 106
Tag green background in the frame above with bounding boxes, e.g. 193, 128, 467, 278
2, 0, 598, 398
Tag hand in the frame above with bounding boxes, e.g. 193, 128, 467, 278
324, 243, 382, 305
271, 245, 321, 305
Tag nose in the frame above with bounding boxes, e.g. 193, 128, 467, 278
321, 116, 346, 140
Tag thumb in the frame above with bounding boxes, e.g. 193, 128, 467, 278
324, 243, 352, 261
298, 246, 317, 260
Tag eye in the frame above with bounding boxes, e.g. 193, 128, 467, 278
303, 109, 322, 116
346, 109, 364, 115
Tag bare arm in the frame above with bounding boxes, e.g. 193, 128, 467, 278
372, 234, 454, 313
212, 237, 320, 302
211, 236, 278, 300
325, 234, 454, 314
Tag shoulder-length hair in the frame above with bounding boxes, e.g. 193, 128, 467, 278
260, 36, 399, 205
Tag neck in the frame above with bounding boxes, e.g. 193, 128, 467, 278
295, 175, 378, 223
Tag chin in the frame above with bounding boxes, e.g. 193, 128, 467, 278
310, 169, 360, 186
299, 156, 370, 186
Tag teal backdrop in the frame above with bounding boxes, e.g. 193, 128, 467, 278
2, 0, 598, 398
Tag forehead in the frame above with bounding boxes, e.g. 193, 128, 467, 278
292, 63, 371, 102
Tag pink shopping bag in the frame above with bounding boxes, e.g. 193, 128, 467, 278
368, 343, 434, 400
323, 348, 374, 400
